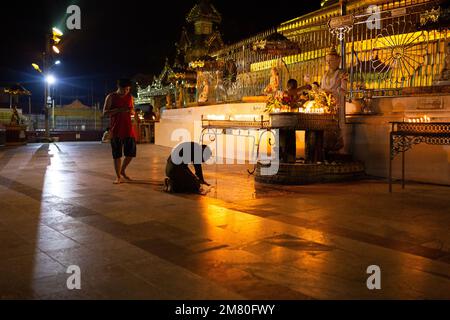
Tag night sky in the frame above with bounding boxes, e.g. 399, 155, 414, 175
0, 0, 320, 112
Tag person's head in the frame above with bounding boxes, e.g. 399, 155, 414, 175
172, 142, 212, 165
326, 48, 341, 71
117, 78, 132, 95
287, 79, 298, 90
106, 127, 110, 131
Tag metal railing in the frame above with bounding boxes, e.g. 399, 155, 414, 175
26, 114, 108, 131
210, 0, 448, 101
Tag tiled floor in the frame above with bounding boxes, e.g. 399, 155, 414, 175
0, 142, 449, 299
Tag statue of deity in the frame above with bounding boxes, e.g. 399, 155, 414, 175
166, 93, 172, 109
321, 47, 348, 97
320, 47, 352, 155
10, 106, 21, 126
176, 82, 185, 108
439, 42, 450, 82
264, 67, 280, 95
198, 80, 209, 103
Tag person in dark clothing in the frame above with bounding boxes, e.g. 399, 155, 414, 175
144, 105, 157, 121
165, 142, 212, 194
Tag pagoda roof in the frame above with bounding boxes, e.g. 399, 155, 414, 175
186, 0, 222, 24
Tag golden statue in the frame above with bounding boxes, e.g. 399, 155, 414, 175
264, 67, 280, 95
10, 106, 21, 126
198, 79, 209, 103
439, 42, 450, 82
166, 93, 172, 109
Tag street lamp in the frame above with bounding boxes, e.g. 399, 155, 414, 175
45, 75, 57, 130
32, 63, 42, 73
31, 60, 60, 73
52, 27, 63, 38
46, 75, 56, 85
46, 27, 63, 139
51, 27, 63, 56
30, 26, 64, 141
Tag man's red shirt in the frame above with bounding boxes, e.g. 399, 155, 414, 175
109, 93, 136, 139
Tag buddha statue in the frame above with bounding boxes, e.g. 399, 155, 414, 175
10, 106, 21, 126
166, 93, 172, 109
176, 82, 185, 108
264, 67, 280, 95
439, 42, 450, 82
198, 79, 209, 103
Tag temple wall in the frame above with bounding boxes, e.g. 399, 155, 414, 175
351, 94, 450, 186
155, 103, 267, 162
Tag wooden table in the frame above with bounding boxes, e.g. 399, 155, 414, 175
389, 122, 450, 192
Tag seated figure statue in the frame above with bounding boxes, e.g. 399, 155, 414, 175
166, 93, 172, 109
264, 67, 280, 95
439, 42, 450, 81
10, 106, 21, 126
198, 80, 209, 103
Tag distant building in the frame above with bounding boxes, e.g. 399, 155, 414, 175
0, 83, 31, 126
135, 0, 224, 108
179, 0, 224, 64
0, 83, 31, 110
27, 99, 106, 132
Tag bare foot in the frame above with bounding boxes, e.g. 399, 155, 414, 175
113, 177, 122, 185
120, 172, 132, 181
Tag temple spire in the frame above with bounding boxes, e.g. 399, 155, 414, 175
186, 0, 221, 23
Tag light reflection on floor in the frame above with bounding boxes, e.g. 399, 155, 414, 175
0, 142, 449, 299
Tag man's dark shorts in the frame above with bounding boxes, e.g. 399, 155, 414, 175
111, 137, 136, 159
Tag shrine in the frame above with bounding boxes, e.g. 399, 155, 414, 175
138, 0, 450, 186
0, 84, 30, 146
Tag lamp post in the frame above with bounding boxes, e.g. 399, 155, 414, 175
45, 75, 56, 131
38, 58, 60, 140
32, 27, 63, 141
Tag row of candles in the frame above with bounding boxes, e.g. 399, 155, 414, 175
405, 115, 432, 123
204, 109, 330, 122
299, 107, 326, 114
205, 115, 263, 121
271, 107, 327, 114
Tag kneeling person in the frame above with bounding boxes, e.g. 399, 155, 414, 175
165, 142, 212, 193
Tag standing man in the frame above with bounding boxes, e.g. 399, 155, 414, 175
103, 79, 137, 184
